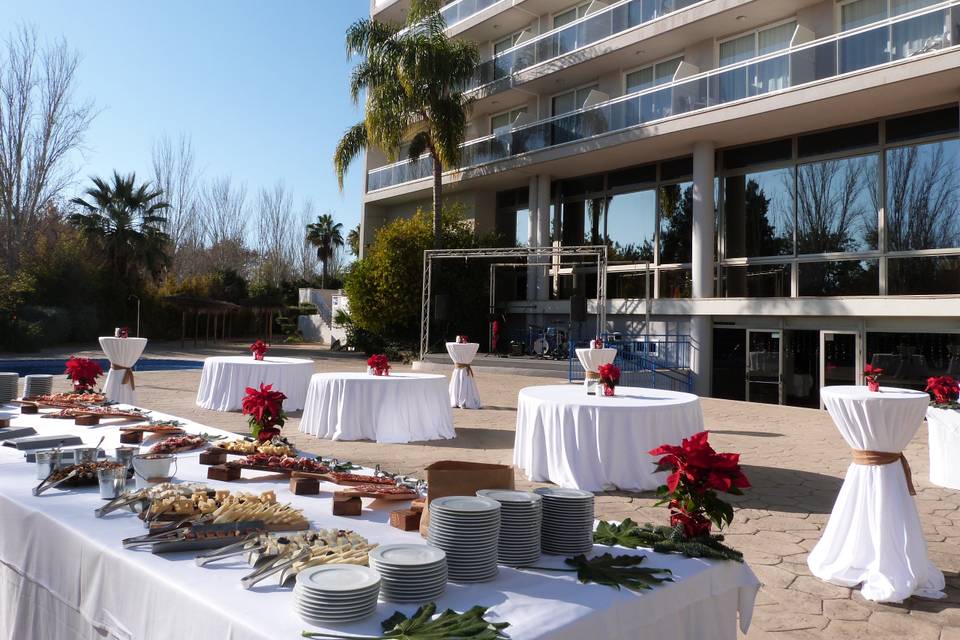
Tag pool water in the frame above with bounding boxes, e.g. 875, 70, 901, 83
0, 358, 204, 377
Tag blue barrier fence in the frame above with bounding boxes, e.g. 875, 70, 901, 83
568, 334, 693, 392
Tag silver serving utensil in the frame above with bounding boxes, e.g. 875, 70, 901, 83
32, 467, 79, 496
95, 490, 147, 518
195, 533, 261, 567
240, 548, 311, 590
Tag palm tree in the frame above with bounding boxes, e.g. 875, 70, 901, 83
306, 213, 344, 289
334, 0, 479, 248
347, 223, 361, 257
69, 171, 170, 287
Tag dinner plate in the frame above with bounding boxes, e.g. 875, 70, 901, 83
296, 565, 381, 593
430, 496, 501, 513
370, 544, 445, 567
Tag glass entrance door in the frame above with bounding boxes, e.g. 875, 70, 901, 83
820, 331, 862, 401
746, 329, 782, 404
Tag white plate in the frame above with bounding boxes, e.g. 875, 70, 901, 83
296, 597, 378, 613
430, 496, 501, 513
298, 607, 378, 625
296, 565, 380, 593
476, 489, 542, 504
534, 487, 594, 500
370, 544, 446, 567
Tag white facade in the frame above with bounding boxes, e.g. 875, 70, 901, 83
361, 0, 960, 407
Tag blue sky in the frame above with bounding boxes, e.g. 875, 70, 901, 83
1, 0, 369, 234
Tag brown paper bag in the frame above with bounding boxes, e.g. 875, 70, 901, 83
419, 460, 514, 536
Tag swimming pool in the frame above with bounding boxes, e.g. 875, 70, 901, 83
0, 358, 204, 377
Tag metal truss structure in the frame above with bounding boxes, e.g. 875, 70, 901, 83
419, 245, 608, 359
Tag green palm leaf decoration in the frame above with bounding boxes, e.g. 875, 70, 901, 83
594, 518, 744, 563
564, 553, 673, 592
301, 603, 509, 640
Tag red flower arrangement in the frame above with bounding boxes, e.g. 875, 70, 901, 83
864, 364, 883, 392
241, 383, 287, 441
64, 357, 104, 393
367, 354, 390, 376
250, 340, 269, 361
597, 363, 621, 397
926, 375, 959, 408
649, 431, 750, 539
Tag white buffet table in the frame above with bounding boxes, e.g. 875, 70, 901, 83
927, 407, 960, 490
195, 355, 315, 412
446, 342, 481, 409
299, 372, 455, 443
0, 402, 758, 640
808, 386, 945, 603
99, 336, 148, 405
514, 385, 704, 491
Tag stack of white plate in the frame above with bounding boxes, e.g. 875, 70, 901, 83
369, 544, 447, 602
477, 489, 542, 566
0, 373, 18, 403
427, 495, 500, 582
23, 374, 53, 398
294, 564, 380, 625
535, 487, 595, 555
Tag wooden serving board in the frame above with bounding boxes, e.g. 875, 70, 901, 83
335, 487, 420, 501
119, 425, 185, 434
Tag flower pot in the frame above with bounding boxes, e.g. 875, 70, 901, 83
867, 380, 880, 392
603, 384, 615, 397
253, 353, 264, 361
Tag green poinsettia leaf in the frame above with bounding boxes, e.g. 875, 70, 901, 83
592, 518, 646, 549
565, 553, 673, 592
592, 521, 745, 563
301, 603, 509, 640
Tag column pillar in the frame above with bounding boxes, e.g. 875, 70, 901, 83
691, 142, 715, 397
526, 176, 539, 302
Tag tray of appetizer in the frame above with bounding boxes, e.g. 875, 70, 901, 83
120, 419, 187, 436
33, 461, 127, 496
123, 520, 269, 554
95, 482, 212, 518
210, 437, 296, 458
227, 453, 329, 477
20, 392, 108, 407
148, 433, 224, 455
43, 406, 150, 421
323, 471, 398, 487
337, 483, 421, 501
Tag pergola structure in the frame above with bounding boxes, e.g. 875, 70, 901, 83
162, 295, 242, 348
419, 245, 609, 359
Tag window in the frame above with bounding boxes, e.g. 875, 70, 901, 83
552, 84, 599, 116
839, 0, 943, 72
795, 154, 879, 254
553, 3, 589, 29
493, 33, 521, 57
722, 263, 792, 297
625, 57, 682, 93
797, 260, 879, 295
723, 169, 794, 259
886, 139, 960, 252
490, 107, 527, 135
605, 190, 656, 262
840, 0, 939, 31
492, 32, 522, 79
554, 3, 590, 56
889, 256, 960, 294
718, 21, 796, 101
866, 331, 960, 390
658, 182, 693, 264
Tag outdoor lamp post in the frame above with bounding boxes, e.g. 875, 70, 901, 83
128, 294, 141, 337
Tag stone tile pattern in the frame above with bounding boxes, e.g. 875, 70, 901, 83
51, 342, 960, 639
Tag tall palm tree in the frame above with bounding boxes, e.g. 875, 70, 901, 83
306, 213, 344, 289
347, 223, 361, 257
69, 171, 170, 287
334, 0, 479, 248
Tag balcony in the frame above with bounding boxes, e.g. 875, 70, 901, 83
440, 0, 506, 29
466, 0, 702, 94
368, 2, 959, 193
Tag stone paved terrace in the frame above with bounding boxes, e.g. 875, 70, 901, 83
24, 343, 960, 639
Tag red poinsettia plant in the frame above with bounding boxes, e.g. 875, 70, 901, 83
926, 375, 959, 409
597, 363, 621, 397
249, 340, 269, 361
367, 354, 390, 376
863, 364, 883, 392
241, 383, 287, 441
649, 431, 750, 539
64, 357, 104, 393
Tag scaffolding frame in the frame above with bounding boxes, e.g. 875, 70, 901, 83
420, 245, 608, 359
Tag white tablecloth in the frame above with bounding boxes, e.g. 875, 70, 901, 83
98, 337, 147, 405
513, 385, 704, 491
808, 385, 945, 603
195, 356, 315, 412
926, 407, 960, 490
0, 402, 758, 640
299, 372, 455, 443
446, 342, 480, 409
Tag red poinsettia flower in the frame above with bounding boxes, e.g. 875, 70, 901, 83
64, 357, 104, 391
863, 364, 883, 376
242, 383, 287, 438
597, 363, 621, 388
249, 340, 269, 359
926, 375, 959, 405
367, 354, 390, 375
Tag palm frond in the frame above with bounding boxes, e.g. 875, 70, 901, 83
333, 123, 369, 189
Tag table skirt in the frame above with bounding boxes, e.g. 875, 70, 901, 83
927, 407, 960, 490
196, 357, 314, 412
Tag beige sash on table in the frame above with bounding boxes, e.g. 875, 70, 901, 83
110, 364, 136, 390
851, 449, 916, 495
454, 363, 474, 377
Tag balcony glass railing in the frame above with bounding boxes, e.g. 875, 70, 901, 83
440, 0, 505, 28
368, 2, 958, 192
467, 0, 701, 92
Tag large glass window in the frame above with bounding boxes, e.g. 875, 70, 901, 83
554, 3, 590, 55
719, 21, 795, 101
490, 107, 527, 135
797, 260, 879, 296
625, 57, 682, 93
552, 84, 598, 116
888, 256, 960, 294
885, 139, 960, 252
658, 182, 693, 264
722, 263, 791, 297
659, 268, 692, 298
866, 331, 960, 389
795, 154, 879, 254
605, 190, 656, 262
723, 169, 794, 259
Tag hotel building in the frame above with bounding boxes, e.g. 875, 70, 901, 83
362, 0, 960, 407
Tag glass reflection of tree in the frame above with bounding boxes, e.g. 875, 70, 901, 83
886, 142, 959, 251
658, 184, 693, 264
790, 157, 877, 294
744, 178, 792, 256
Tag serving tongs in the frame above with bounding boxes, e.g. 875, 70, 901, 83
95, 490, 149, 518
241, 547, 312, 590
194, 532, 263, 567
32, 467, 79, 496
